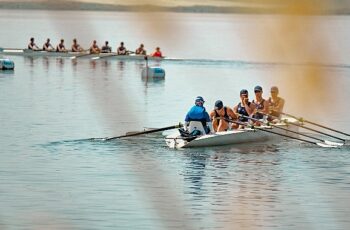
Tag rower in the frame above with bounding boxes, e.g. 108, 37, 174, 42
135, 43, 146, 55
252, 86, 269, 122
151, 47, 163, 57
117, 42, 127, 55
71, 38, 84, 52
210, 100, 237, 132
56, 39, 67, 52
233, 89, 256, 128
184, 96, 213, 135
268, 86, 285, 120
28, 37, 40, 50
101, 41, 112, 53
42, 38, 54, 51
89, 40, 101, 54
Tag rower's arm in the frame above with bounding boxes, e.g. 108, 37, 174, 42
245, 103, 255, 116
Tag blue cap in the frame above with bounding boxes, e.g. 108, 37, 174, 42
195, 96, 205, 103
240, 89, 248, 95
215, 100, 223, 110
254, 86, 263, 92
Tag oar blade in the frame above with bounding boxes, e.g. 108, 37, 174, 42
316, 142, 338, 148
91, 56, 100, 60
324, 140, 344, 146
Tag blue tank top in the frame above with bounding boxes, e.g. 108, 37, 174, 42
237, 102, 250, 122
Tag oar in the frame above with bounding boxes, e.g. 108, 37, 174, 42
238, 115, 343, 146
105, 123, 183, 141
91, 52, 118, 60
223, 117, 337, 148
280, 112, 350, 137
70, 50, 91, 59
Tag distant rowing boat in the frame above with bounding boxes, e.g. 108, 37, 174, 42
0, 48, 164, 61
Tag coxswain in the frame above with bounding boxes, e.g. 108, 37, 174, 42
89, 40, 100, 54
135, 43, 146, 55
184, 96, 213, 135
28, 37, 40, 50
56, 39, 67, 52
151, 47, 162, 57
71, 38, 84, 52
42, 38, 54, 51
210, 100, 237, 132
101, 41, 112, 53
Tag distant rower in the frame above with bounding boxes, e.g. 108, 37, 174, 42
101, 41, 112, 53
28, 37, 40, 50
89, 40, 101, 54
71, 38, 84, 52
56, 39, 67, 52
135, 44, 146, 55
42, 38, 54, 51
151, 47, 163, 57
117, 42, 127, 55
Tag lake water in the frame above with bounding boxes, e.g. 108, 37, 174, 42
1, 10, 350, 230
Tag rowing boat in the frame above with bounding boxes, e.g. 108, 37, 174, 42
165, 121, 299, 148
0, 48, 164, 61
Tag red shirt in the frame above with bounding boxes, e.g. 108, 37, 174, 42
152, 51, 162, 57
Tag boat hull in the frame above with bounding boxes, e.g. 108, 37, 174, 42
165, 124, 299, 149
0, 49, 164, 61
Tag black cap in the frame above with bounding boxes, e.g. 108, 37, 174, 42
240, 89, 248, 95
254, 86, 263, 92
215, 100, 223, 110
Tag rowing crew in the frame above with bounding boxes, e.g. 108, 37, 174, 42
184, 86, 285, 134
28, 37, 163, 57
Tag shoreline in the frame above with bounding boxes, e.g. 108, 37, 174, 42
0, 2, 349, 15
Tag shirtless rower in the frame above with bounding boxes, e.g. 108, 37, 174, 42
56, 39, 68, 52
117, 42, 127, 55
89, 40, 101, 54
268, 86, 285, 120
28, 37, 40, 50
135, 43, 146, 55
71, 38, 84, 52
42, 38, 54, 51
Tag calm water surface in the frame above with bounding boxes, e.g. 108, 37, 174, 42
0, 10, 350, 230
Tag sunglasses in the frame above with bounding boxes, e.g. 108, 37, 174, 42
254, 90, 262, 93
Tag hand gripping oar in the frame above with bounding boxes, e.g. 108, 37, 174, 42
224, 117, 337, 148
280, 112, 350, 137
105, 123, 183, 141
238, 115, 343, 147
